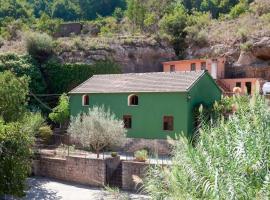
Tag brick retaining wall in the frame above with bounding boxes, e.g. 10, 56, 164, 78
122, 161, 151, 191
33, 156, 120, 187
124, 138, 172, 155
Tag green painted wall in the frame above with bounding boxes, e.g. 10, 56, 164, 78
187, 73, 222, 136
69, 73, 222, 140
69, 92, 189, 139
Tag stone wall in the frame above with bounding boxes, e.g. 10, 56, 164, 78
124, 138, 172, 155
33, 156, 120, 187
122, 161, 149, 191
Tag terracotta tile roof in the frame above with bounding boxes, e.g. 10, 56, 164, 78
69, 71, 205, 94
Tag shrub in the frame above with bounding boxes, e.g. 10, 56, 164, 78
0, 71, 29, 122
240, 41, 253, 51
25, 32, 53, 62
229, 1, 249, 19
38, 126, 53, 143
49, 93, 70, 128
0, 113, 42, 197
68, 106, 126, 158
0, 53, 46, 94
111, 152, 118, 157
145, 94, 270, 199
134, 149, 148, 162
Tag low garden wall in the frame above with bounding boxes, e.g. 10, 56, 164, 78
32, 155, 120, 187
122, 160, 167, 191
124, 138, 172, 155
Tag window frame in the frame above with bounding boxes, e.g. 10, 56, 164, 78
191, 63, 196, 71
163, 116, 174, 131
123, 115, 132, 129
170, 65, 175, 72
201, 62, 206, 70
128, 94, 139, 106
236, 82, 241, 88
82, 95, 90, 106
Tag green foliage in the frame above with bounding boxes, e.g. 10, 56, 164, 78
99, 17, 120, 36
0, 0, 32, 19
49, 93, 70, 125
240, 41, 253, 51
34, 13, 62, 35
26, 32, 53, 62
0, 53, 46, 94
145, 94, 270, 199
0, 112, 43, 197
38, 125, 52, 143
111, 152, 118, 157
185, 11, 211, 46
52, 0, 80, 21
45, 59, 121, 94
0, 71, 29, 122
113, 7, 125, 22
126, 0, 147, 31
229, 0, 249, 19
159, 4, 188, 57
134, 149, 148, 162
0, 122, 32, 197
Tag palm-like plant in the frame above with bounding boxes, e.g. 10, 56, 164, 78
145, 94, 270, 199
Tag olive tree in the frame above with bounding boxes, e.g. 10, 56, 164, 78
67, 106, 126, 158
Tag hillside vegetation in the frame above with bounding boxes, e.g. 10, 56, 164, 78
0, 0, 263, 58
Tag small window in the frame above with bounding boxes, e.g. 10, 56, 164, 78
170, 65, 175, 72
191, 63, 196, 71
128, 94, 139, 106
236, 82, 241, 88
82, 95, 89, 106
123, 115, 132, 129
163, 116, 174, 131
201, 62, 206, 70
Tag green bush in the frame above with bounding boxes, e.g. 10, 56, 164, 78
240, 41, 253, 52
111, 152, 118, 157
229, 1, 249, 19
134, 149, 148, 162
49, 93, 70, 127
145, 94, 270, 199
38, 125, 53, 143
0, 71, 29, 122
0, 53, 46, 94
26, 32, 53, 62
0, 113, 43, 197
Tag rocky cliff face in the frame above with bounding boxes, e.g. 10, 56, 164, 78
55, 36, 175, 73
0, 35, 176, 73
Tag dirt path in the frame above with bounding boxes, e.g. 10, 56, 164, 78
20, 177, 149, 200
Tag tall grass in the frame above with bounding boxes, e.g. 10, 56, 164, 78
145, 94, 270, 199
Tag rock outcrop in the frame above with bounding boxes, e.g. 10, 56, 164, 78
55, 36, 176, 73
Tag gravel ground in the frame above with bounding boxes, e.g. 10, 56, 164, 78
5, 177, 149, 200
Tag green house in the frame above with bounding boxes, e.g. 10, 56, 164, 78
69, 71, 221, 139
